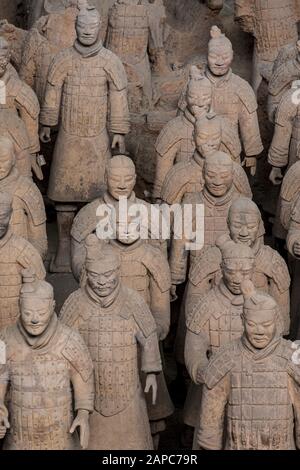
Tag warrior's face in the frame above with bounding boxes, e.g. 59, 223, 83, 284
87, 266, 120, 297
76, 15, 100, 46
20, 297, 55, 337
194, 121, 221, 158
229, 212, 260, 247
222, 258, 254, 295
204, 162, 233, 197
0, 42, 10, 78
208, 44, 232, 77
0, 203, 11, 239
115, 212, 141, 245
107, 166, 136, 200
186, 84, 212, 119
244, 308, 277, 350
0, 146, 14, 180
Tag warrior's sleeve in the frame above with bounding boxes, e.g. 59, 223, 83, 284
17, 240, 46, 280
169, 235, 188, 285
147, 0, 167, 50
105, 51, 130, 135
19, 27, 41, 90
40, 50, 69, 127
288, 375, 300, 449
136, 328, 162, 375
268, 89, 298, 168
287, 198, 300, 258
64, 330, 95, 412
234, 0, 255, 33
237, 80, 263, 156
184, 328, 210, 384
197, 377, 229, 450
15, 81, 40, 154
0, 333, 9, 422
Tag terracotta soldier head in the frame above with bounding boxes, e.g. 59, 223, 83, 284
19, 268, 55, 337
186, 66, 212, 120
0, 191, 12, 239
228, 197, 264, 248
0, 37, 10, 78
204, 150, 233, 197
241, 280, 279, 349
207, 26, 233, 77
194, 113, 222, 159
75, 1, 101, 46
85, 234, 120, 298
114, 200, 144, 245
0, 137, 15, 181
106, 155, 136, 201
217, 237, 255, 295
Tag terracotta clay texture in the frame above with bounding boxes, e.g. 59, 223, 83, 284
0, 137, 47, 259
20, 3, 77, 104
235, 0, 299, 95
160, 113, 250, 206
197, 281, 300, 450
186, 197, 291, 335
0, 271, 94, 450
179, 26, 263, 174
60, 238, 162, 450
0, 21, 28, 71
71, 155, 166, 282
0, 192, 46, 330
40, 3, 130, 203
184, 239, 255, 444
106, 0, 168, 114
169, 151, 251, 287
0, 38, 40, 178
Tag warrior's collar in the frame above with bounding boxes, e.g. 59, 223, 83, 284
110, 237, 144, 253
103, 191, 137, 207
85, 280, 122, 308
202, 185, 235, 207
73, 36, 103, 58
241, 333, 281, 361
17, 313, 59, 350
206, 67, 232, 86
218, 280, 244, 306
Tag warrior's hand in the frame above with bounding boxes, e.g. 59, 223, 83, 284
293, 241, 300, 257
144, 373, 158, 405
170, 284, 177, 302
112, 134, 126, 154
0, 414, 9, 439
70, 409, 90, 449
39, 126, 51, 143
31, 154, 44, 181
243, 157, 257, 176
269, 167, 283, 186
196, 367, 205, 385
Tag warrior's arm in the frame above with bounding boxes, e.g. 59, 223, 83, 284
288, 375, 300, 449
0, 365, 9, 431
16, 89, 40, 154
71, 237, 86, 283
238, 102, 263, 157
26, 205, 48, 260
287, 217, 300, 258
153, 141, 181, 200
106, 57, 130, 136
197, 377, 229, 450
169, 236, 189, 286
184, 328, 210, 384
70, 366, 94, 414
40, 54, 67, 127
185, 276, 214, 324
149, 278, 170, 341
269, 280, 290, 336
136, 330, 162, 375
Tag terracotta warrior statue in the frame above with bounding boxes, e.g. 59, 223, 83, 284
60, 238, 162, 450
197, 280, 300, 450
186, 197, 291, 335
286, 195, 300, 339
71, 155, 166, 282
179, 26, 263, 175
0, 270, 94, 450
0, 192, 46, 330
20, 1, 78, 104
0, 38, 41, 179
40, 2, 130, 273
235, 0, 299, 96
185, 239, 255, 448
160, 113, 250, 206
0, 137, 47, 259
106, 0, 168, 113
169, 151, 250, 289
268, 40, 300, 123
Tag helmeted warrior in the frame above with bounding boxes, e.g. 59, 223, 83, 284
235, 0, 299, 95
184, 239, 255, 448
0, 38, 40, 179
160, 113, 250, 206
197, 281, 300, 450
106, 0, 168, 113
71, 155, 166, 282
0, 137, 47, 259
0, 192, 46, 330
20, 1, 78, 104
39, 2, 130, 272
169, 151, 249, 290
186, 197, 290, 335
60, 238, 162, 450
0, 270, 94, 450
179, 26, 263, 175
